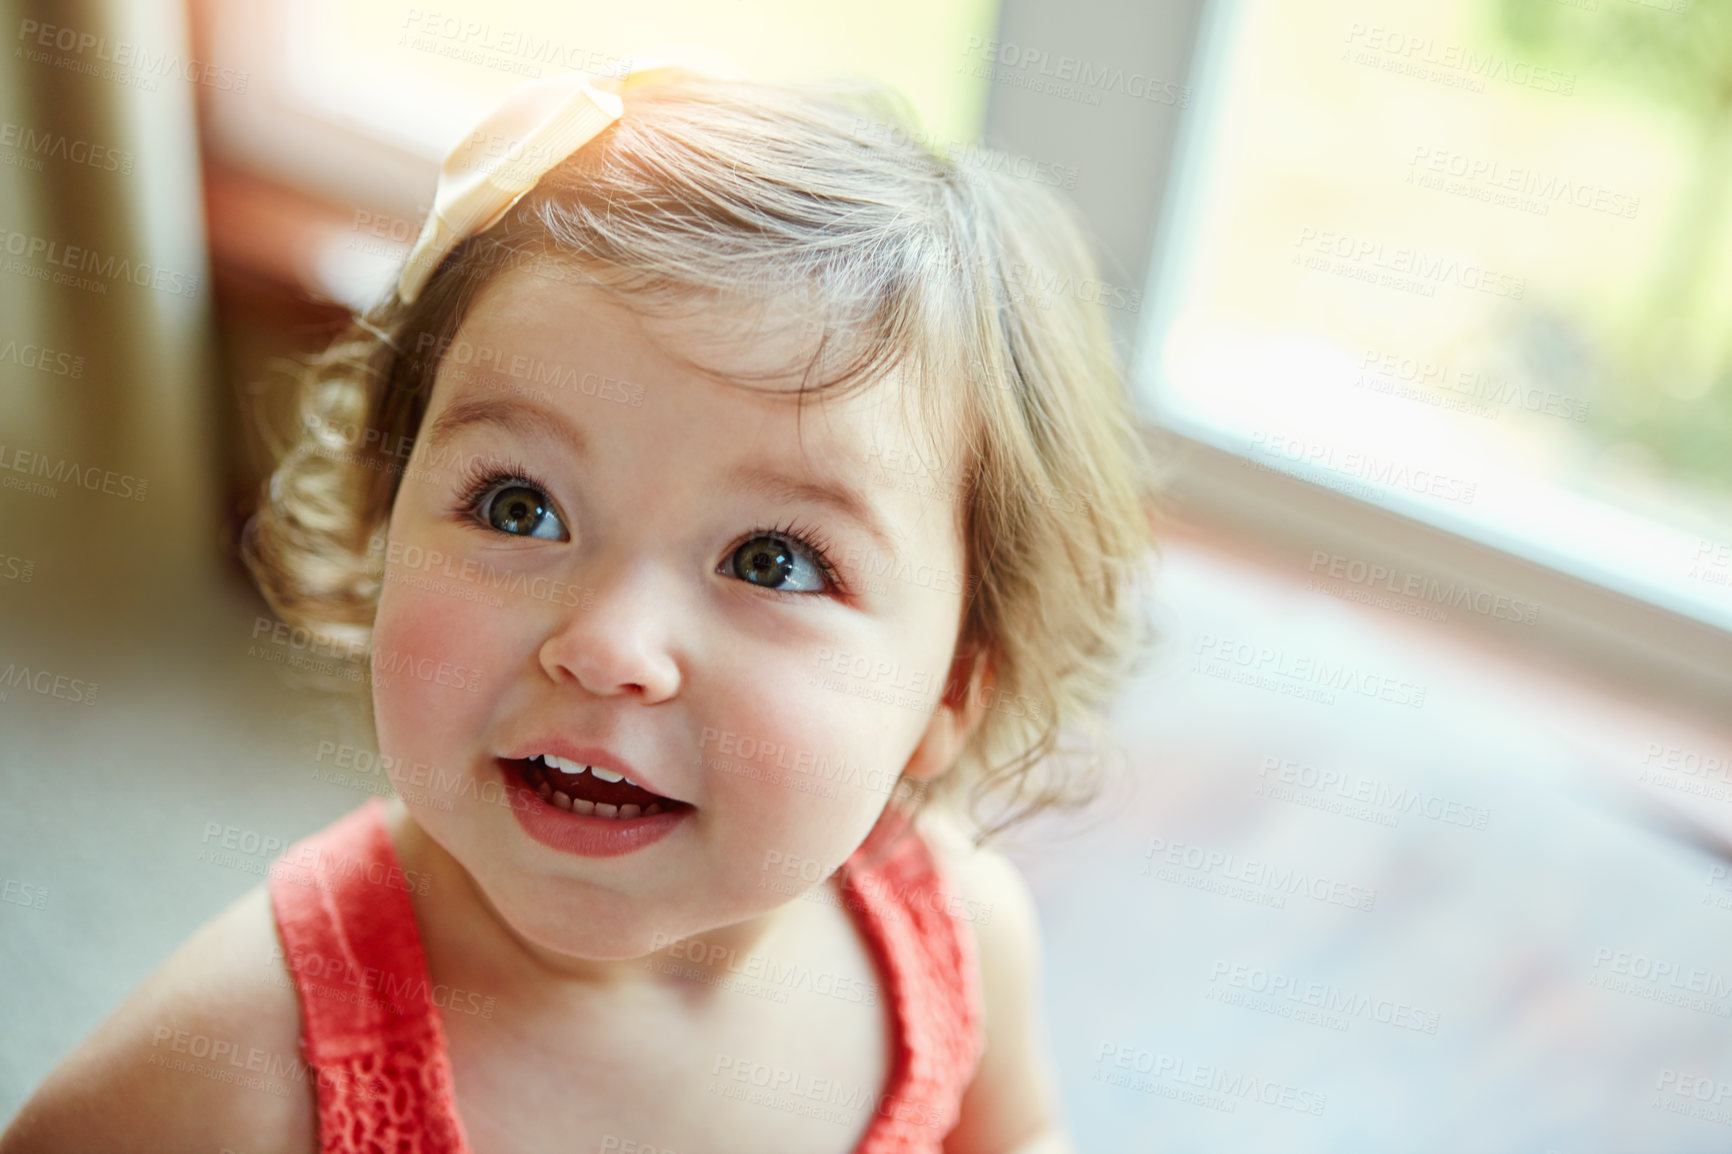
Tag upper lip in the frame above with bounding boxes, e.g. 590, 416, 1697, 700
501, 739, 689, 805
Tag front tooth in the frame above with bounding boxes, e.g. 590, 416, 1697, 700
588, 766, 624, 783
594, 803, 618, 818
617, 804, 641, 819
552, 791, 573, 810
571, 797, 595, 816
548, 755, 583, 776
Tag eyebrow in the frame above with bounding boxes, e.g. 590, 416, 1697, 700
724, 462, 901, 561
424, 395, 587, 458
422, 394, 900, 559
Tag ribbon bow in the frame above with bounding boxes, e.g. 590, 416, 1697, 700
397, 50, 740, 303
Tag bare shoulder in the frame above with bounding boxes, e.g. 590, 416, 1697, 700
913, 807, 1043, 966
914, 808, 1073, 1153
0, 882, 317, 1154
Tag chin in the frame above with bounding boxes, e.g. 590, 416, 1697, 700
486, 874, 679, 961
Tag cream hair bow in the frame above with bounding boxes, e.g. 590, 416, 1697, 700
398, 49, 740, 303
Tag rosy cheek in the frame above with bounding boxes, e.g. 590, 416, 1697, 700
706, 681, 903, 868
371, 583, 509, 771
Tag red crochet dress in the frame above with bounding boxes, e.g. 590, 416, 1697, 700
267, 796, 984, 1152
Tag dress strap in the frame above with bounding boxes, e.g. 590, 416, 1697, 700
839, 805, 986, 1151
268, 797, 472, 1154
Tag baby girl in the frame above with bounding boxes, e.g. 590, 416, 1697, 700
4, 61, 1154, 1154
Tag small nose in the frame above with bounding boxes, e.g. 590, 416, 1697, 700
537, 565, 682, 703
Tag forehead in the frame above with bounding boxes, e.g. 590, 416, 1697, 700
464, 269, 955, 447
424, 266, 965, 529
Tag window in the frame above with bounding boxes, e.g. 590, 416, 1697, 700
198, 0, 999, 306
201, 0, 998, 198
1136, 0, 1732, 632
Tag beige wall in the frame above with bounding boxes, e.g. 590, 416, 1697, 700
1, 0, 219, 615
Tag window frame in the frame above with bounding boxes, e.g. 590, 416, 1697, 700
1123, 0, 1732, 715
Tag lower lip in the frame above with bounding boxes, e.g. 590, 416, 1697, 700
496, 759, 689, 858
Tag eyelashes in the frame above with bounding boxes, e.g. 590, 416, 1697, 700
446, 462, 845, 596
453, 459, 532, 516
451, 458, 567, 539
739, 519, 845, 596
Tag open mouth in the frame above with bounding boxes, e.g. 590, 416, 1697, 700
507, 755, 690, 820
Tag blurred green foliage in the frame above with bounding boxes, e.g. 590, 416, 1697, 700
1491, 0, 1732, 496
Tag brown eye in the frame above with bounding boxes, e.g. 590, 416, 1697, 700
483, 484, 564, 539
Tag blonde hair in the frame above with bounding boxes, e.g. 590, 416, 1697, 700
244, 74, 1158, 842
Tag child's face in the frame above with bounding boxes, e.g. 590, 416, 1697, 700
371, 267, 979, 961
